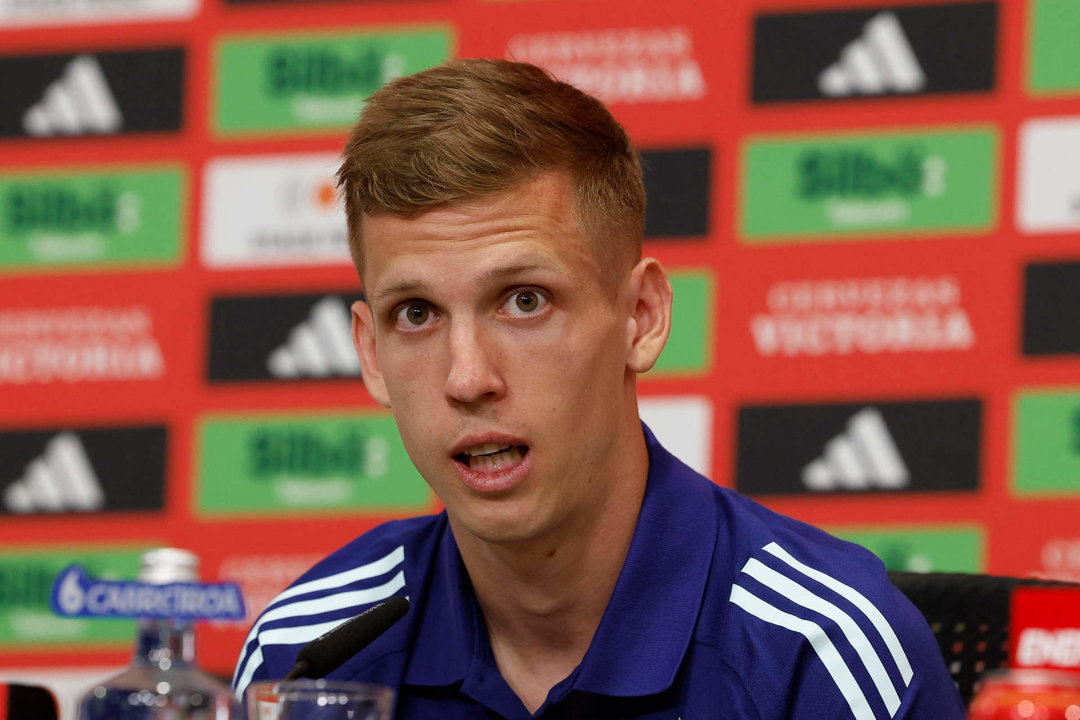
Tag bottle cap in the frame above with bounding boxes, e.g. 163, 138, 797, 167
139, 548, 199, 584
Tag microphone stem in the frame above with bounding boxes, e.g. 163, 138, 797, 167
282, 659, 310, 682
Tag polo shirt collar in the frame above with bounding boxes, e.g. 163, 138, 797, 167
403, 523, 478, 686
572, 425, 716, 696
403, 425, 717, 699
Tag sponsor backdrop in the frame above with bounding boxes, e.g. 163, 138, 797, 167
1, 0, 1079, 692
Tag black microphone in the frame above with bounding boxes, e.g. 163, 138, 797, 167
283, 596, 409, 681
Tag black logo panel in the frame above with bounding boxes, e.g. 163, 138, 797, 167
736, 399, 981, 495
208, 292, 364, 383
0, 426, 167, 514
752, 2, 996, 104
0, 48, 184, 139
641, 146, 711, 239
1023, 261, 1080, 356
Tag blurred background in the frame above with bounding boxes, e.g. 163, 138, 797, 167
1, 0, 1078, 707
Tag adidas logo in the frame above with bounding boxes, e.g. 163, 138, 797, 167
817, 12, 926, 97
267, 297, 362, 379
801, 408, 911, 491
3, 433, 106, 513
22, 55, 123, 136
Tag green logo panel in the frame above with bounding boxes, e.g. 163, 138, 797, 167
0, 546, 146, 648
215, 27, 453, 135
197, 411, 430, 516
829, 526, 985, 573
0, 167, 184, 271
650, 271, 713, 376
1029, 0, 1080, 94
740, 128, 997, 242
1013, 390, 1080, 496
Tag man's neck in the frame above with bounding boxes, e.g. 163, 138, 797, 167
451, 433, 650, 714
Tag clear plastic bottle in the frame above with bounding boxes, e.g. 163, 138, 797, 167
76, 548, 241, 720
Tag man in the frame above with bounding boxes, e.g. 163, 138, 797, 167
233, 59, 965, 719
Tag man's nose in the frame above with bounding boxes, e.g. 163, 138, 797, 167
444, 320, 505, 405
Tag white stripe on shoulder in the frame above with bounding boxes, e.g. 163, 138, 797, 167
241, 568, 407, 656
244, 569, 406, 651
234, 570, 405, 700
762, 542, 914, 684
274, 546, 405, 606
741, 558, 901, 716
233, 548, 405, 700
238, 605, 407, 699
730, 584, 876, 720
237, 547, 404, 666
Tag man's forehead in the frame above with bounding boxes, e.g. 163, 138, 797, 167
361, 175, 576, 235
359, 175, 590, 292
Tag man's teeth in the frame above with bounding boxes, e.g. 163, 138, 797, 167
467, 445, 523, 471
465, 443, 511, 457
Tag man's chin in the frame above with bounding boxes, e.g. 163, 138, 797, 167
448, 507, 546, 547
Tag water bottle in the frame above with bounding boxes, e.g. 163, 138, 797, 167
75, 548, 241, 720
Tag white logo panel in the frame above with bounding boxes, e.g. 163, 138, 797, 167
202, 153, 350, 269
0, 0, 197, 26
1017, 117, 1080, 233
638, 396, 713, 477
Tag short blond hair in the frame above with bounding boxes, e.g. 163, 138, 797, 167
336, 58, 645, 272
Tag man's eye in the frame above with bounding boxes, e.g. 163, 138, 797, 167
396, 303, 431, 327
504, 289, 547, 317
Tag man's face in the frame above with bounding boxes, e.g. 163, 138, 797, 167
352, 173, 643, 546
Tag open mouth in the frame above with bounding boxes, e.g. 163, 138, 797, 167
454, 443, 529, 472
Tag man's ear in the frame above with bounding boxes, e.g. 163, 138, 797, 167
625, 258, 673, 374
352, 300, 392, 408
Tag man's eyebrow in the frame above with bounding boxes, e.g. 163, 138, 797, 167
369, 279, 434, 308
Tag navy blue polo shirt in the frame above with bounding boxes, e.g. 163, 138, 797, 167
234, 427, 964, 719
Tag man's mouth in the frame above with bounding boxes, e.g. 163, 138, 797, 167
454, 443, 529, 471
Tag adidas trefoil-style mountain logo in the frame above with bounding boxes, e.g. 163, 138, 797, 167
817, 12, 927, 97
3, 433, 106, 513
22, 54, 123, 136
801, 408, 911, 491
267, 296, 362, 379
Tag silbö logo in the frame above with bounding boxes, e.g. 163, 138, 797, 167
797, 144, 945, 227
741, 128, 995, 240
266, 43, 405, 125
249, 427, 390, 506
6, 182, 139, 236
216, 28, 450, 134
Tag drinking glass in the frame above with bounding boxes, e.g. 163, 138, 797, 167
246, 680, 394, 720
